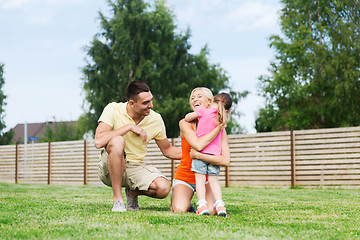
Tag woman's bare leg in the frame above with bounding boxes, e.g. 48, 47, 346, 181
170, 184, 194, 213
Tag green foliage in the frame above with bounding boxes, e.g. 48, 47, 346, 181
1, 183, 360, 239
39, 122, 81, 142
76, 113, 95, 139
0, 64, 6, 132
256, 0, 360, 132
0, 64, 13, 145
81, 0, 247, 137
0, 129, 14, 145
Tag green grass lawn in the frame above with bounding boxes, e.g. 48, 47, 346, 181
1, 182, 359, 239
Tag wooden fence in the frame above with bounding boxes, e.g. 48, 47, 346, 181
1, 126, 360, 188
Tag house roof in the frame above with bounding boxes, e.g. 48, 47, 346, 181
12, 121, 77, 144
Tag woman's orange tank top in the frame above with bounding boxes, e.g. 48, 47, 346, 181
174, 137, 196, 184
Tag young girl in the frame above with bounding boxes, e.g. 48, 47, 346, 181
185, 92, 232, 217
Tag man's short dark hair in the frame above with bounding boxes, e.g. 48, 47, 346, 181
125, 80, 150, 101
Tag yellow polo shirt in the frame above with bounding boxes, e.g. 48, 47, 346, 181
98, 102, 167, 163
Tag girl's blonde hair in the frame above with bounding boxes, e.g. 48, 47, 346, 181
189, 87, 214, 106
213, 93, 232, 127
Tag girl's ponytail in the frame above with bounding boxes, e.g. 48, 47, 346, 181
214, 93, 232, 128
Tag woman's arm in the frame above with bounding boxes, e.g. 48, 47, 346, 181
190, 131, 230, 167
179, 119, 222, 151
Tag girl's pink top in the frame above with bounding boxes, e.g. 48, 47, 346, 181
196, 107, 223, 155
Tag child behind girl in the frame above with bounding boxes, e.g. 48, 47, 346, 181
185, 92, 232, 217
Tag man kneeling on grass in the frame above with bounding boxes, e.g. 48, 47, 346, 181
95, 80, 182, 212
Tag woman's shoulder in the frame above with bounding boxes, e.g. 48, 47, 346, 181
179, 119, 195, 130
179, 118, 189, 128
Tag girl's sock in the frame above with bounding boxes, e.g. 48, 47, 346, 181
197, 199, 207, 208
214, 200, 225, 209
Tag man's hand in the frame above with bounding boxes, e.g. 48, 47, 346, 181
131, 125, 147, 143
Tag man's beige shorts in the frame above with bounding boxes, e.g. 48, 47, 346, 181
98, 149, 168, 191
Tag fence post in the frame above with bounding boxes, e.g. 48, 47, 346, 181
290, 130, 296, 188
171, 138, 176, 181
48, 142, 52, 185
84, 140, 88, 185
225, 166, 229, 187
15, 144, 19, 184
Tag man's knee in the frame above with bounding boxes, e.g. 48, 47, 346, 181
154, 178, 171, 199
107, 136, 125, 154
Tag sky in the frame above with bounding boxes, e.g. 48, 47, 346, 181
0, 0, 282, 134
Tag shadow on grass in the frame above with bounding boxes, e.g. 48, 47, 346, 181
140, 205, 171, 212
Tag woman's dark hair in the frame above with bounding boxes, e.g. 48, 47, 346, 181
125, 80, 150, 101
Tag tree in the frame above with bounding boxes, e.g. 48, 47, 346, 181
81, 0, 247, 137
256, 0, 360, 132
0, 64, 14, 145
39, 122, 80, 142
